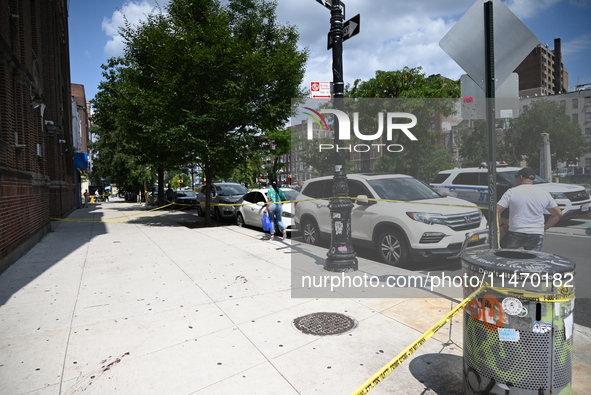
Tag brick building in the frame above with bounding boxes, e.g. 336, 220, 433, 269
0, 0, 75, 272
515, 38, 569, 98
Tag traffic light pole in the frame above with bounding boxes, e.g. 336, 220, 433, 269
324, 0, 358, 272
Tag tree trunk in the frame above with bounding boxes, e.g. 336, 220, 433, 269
204, 166, 214, 226
158, 166, 165, 206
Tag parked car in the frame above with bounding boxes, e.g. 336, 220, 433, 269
294, 174, 487, 266
173, 190, 198, 208
196, 182, 249, 221
236, 188, 298, 234
429, 166, 591, 220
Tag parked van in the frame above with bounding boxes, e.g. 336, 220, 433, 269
430, 166, 591, 220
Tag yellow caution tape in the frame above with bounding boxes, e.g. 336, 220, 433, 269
51, 202, 179, 223
212, 196, 479, 210
489, 286, 575, 303
350, 284, 487, 395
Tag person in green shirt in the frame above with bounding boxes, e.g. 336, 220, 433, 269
263, 180, 287, 240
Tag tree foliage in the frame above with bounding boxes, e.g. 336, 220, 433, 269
458, 120, 513, 168
291, 131, 334, 178
263, 129, 292, 181
504, 100, 585, 172
344, 67, 458, 180
91, 0, 307, 223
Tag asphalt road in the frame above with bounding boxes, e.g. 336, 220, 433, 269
541, 221, 591, 328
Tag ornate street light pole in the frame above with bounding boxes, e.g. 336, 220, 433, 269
324, 0, 358, 272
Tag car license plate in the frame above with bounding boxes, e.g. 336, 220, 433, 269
582, 205, 589, 212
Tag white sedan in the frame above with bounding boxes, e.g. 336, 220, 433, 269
236, 188, 298, 234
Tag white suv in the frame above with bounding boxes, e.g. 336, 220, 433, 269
429, 166, 591, 220
294, 174, 487, 266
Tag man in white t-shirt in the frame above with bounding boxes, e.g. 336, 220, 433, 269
497, 167, 563, 251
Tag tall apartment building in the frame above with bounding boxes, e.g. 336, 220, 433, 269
515, 38, 569, 98
0, 0, 76, 272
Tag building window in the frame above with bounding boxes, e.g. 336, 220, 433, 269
572, 114, 578, 124
586, 128, 591, 139
560, 100, 566, 107
572, 98, 578, 109
586, 113, 591, 123
585, 97, 591, 107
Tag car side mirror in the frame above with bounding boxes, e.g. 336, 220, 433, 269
354, 195, 375, 206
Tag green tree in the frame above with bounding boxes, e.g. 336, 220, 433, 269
90, 73, 156, 196
93, 0, 307, 223
291, 131, 334, 178
167, 170, 191, 190
262, 129, 291, 181
504, 100, 585, 172
344, 67, 458, 179
458, 120, 512, 168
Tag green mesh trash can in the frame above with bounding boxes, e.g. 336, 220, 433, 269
461, 249, 576, 395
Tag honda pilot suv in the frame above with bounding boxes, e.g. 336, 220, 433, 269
429, 166, 591, 220
294, 174, 487, 266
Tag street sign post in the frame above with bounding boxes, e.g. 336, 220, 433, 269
310, 81, 331, 99
460, 73, 519, 120
327, 14, 360, 49
440, 0, 538, 91
440, 0, 538, 249
316, 0, 345, 18
319, 0, 358, 272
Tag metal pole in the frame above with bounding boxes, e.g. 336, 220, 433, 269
324, 0, 357, 272
540, 133, 552, 181
485, 1, 498, 249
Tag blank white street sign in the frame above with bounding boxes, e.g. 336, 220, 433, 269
440, 0, 539, 91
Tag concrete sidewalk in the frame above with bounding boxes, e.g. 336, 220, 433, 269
0, 197, 590, 394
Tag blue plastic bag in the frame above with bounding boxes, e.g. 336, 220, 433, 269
261, 213, 272, 231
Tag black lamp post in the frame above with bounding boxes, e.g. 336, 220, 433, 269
324, 0, 358, 272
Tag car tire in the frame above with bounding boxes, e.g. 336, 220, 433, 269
301, 218, 321, 245
236, 212, 245, 227
376, 229, 409, 267
197, 204, 204, 217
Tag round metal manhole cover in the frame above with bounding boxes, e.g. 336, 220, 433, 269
293, 312, 357, 336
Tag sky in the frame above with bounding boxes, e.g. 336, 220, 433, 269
67, 0, 591, 102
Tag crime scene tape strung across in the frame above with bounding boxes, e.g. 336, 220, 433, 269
50, 202, 180, 223
51, 195, 483, 223
349, 283, 575, 395
212, 196, 480, 210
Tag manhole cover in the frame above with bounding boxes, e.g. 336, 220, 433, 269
293, 312, 357, 336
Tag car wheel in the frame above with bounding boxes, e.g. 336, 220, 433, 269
236, 213, 245, 227
376, 229, 409, 266
196, 205, 204, 217
302, 218, 321, 245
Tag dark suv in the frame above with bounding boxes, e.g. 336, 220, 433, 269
196, 182, 248, 221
